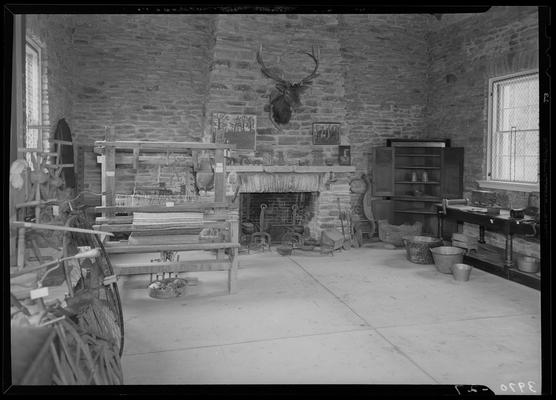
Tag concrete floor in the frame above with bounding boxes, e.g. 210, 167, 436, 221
114, 244, 541, 394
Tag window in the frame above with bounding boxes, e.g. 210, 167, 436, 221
25, 38, 42, 157
486, 72, 539, 188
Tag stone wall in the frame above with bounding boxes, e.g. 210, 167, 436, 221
425, 6, 538, 193
22, 11, 540, 256
339, 14, 431, 171
25, 15, 76, 150
338, 14, 431, 216
424, 6, 540, 257
66, 14, 217, 194
26, 13, 432, 199
206, 14, 347, 166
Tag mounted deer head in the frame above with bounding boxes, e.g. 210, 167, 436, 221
256, 45, 319, 128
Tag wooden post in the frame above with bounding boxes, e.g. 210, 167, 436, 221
105, 144, 116, 219
228, 247, 238, 294
17, 227, 26, 270
478, 225, 486, 244
504, 232, 514, 269
98, 154, 106, 219
132, 148, 139, 170
12, 14, 25, 162
34, 155, 42, 224
214, 149, 225, 203
228, 209, 239, 293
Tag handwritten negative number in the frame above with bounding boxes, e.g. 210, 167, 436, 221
500, 381, 536, 393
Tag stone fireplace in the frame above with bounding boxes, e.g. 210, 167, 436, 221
240, 192, 317, 242
228, 166, 355, 244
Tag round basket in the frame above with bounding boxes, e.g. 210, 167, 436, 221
148, 278, 187, 299
276, 245, 293, 256
402, 235, 443, 264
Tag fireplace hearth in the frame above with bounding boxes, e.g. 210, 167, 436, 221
228, 168, 355, 244
240, 192, 316, 242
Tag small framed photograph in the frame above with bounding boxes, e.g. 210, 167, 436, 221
312, 122, 341, 145
338, 145, 351, 166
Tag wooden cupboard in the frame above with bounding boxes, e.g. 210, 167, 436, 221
371, 143, 464, 236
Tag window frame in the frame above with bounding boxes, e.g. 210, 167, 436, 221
25, 36, 42, 150
480, 69, 540, 192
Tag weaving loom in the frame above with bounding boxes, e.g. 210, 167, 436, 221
94, 140, 240, 294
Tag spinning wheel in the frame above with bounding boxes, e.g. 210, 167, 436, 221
62, 215, 124, 356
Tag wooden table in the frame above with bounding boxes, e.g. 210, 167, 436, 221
436, 204, 538, 269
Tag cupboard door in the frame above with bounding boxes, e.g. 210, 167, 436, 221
372, 199, 393, 224
372, 147, 394, 196
440, 148, 464, 198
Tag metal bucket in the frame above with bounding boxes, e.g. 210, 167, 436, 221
452, 263, 472, 281
516, 256, 539, 273
430, 246, 465, 274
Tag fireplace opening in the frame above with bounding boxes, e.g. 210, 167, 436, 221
239, 192, 318, 243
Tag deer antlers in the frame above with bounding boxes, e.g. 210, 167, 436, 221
256, 44, 320, 89
256, 45, 320, 127
256, 45, 287, 86
298, 46, 320, 87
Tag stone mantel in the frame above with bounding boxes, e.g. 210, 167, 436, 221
227, 165, 356, 174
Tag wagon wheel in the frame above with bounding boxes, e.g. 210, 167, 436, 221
62, 215, 124, 357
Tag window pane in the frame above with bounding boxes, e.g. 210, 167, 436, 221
25, 41, 42, 167
523, 132, 539, 156
490, 73, 539, 184
26, 44, 40, 151
494, 132, 511, 156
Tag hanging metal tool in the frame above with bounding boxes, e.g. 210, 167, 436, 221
337, 197, 350, 250
280, 204, 304, 247
249, 203, 271, 253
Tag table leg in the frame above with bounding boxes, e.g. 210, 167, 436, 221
437, 213, 443, 239
478, 225, 486, 244
504, 233, 513, 268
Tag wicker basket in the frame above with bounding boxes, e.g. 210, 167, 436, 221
276, 245, 293, 256
402, 235, 443, 264
378, 220, 422, 247
148, 278, 187, 299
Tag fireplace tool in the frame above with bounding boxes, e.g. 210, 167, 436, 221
280, 205, 304, 248
249, 203, 271, 253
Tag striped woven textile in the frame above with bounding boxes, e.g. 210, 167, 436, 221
130, 212, 205, 237
132, 212, 204, 227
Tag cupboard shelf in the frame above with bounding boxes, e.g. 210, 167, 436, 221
372, 143, 464, 236
394, 209, 437, 215
393, 196, 441, 202
395, 166, 440, 169
395, 181, 440, 185
395, 154, 440, 157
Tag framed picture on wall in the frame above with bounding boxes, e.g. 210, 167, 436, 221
212, 113, 257, 150
312, 122, 341, 145
338, 145, 351, 166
